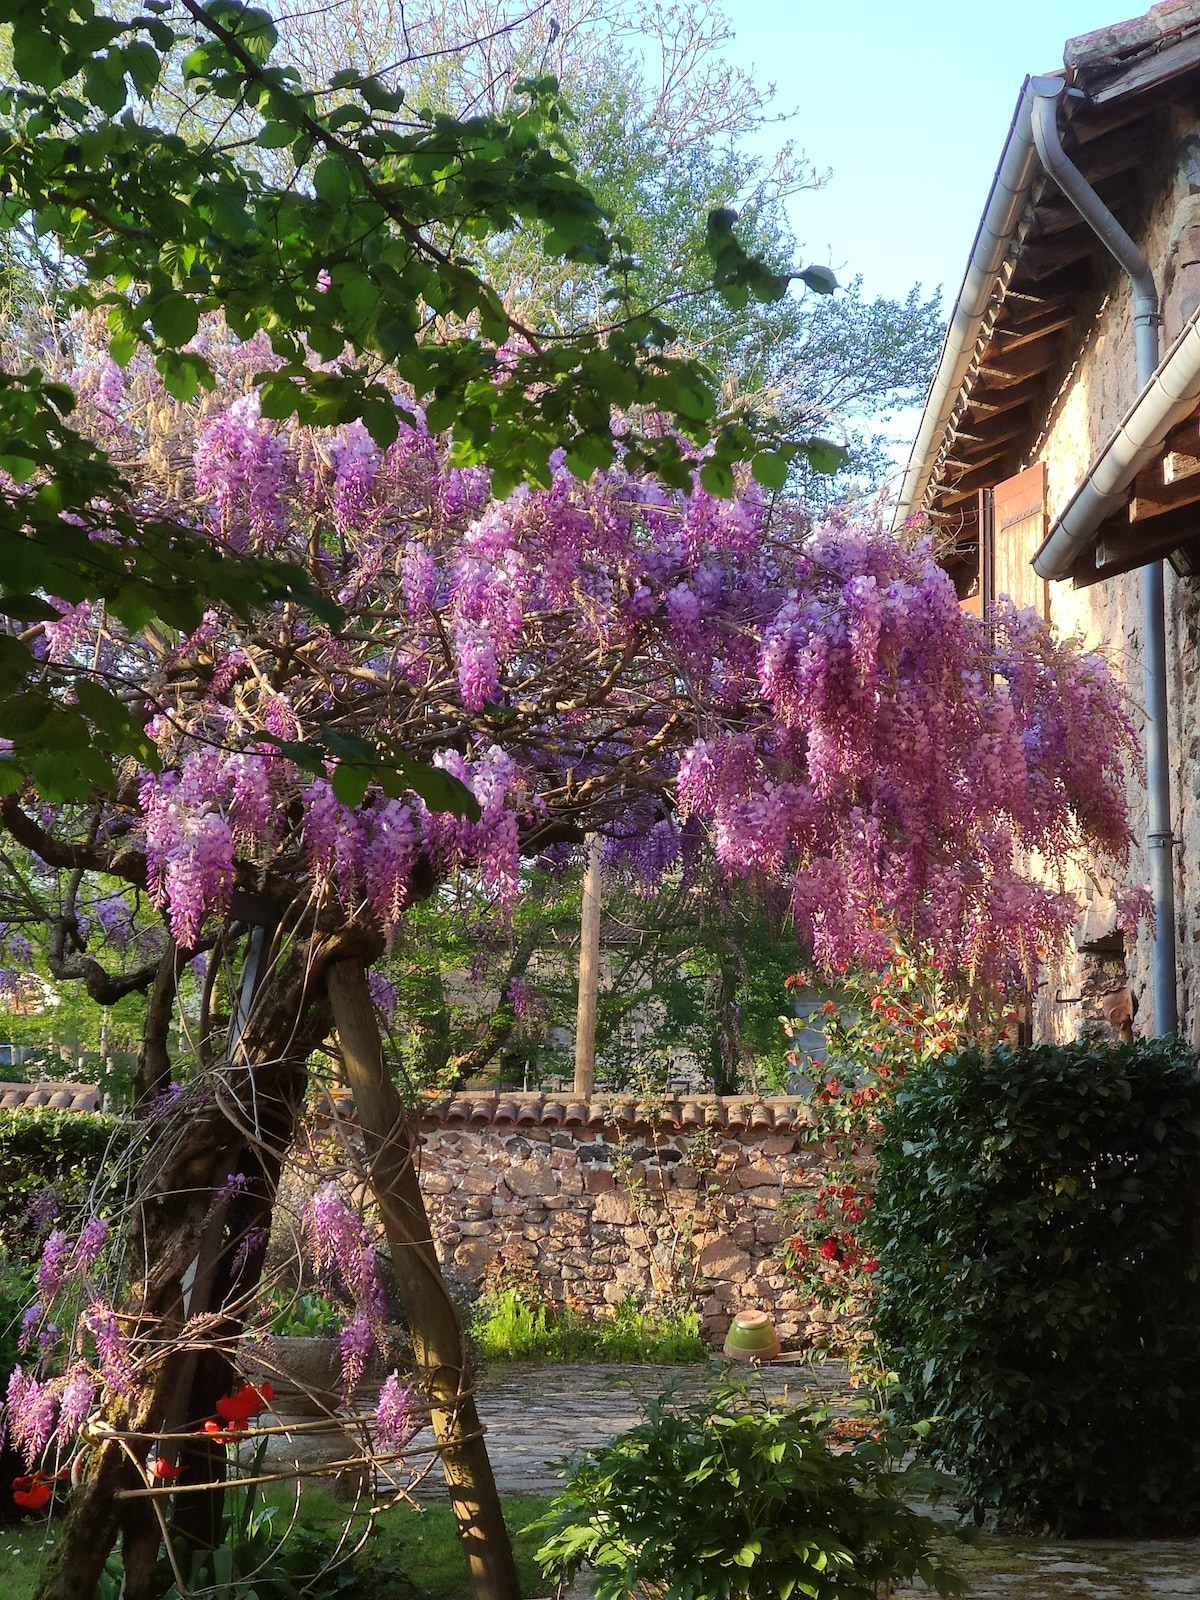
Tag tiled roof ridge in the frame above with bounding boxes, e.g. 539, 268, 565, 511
0, 1082, 811, 1131
0, 1081, 103, 1113
416, 1089, 810, 1131
1066, 0, 1200, 74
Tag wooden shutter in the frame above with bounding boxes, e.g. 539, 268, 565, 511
990, 463, 1049, 618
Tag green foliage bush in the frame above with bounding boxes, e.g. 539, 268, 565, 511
872, 1040, 1200, 1534
0, 1108, 126, 1257
471, 1280, 705, 1364
533, 1384, 963, 1600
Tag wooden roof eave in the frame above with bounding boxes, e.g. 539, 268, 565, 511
898, 13, 1200, 536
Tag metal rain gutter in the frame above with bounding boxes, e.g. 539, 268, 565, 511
1031, 306, 1200, 580
1029, 74, 1178, 1041
891, 77, 1044, 531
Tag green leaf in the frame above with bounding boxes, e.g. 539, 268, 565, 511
257, 120, 300, 150
750, 452, 789, 492
699, 460, 734, 498
801, 438, 849, 476
150, 294, 201, 348
12, 27, 65, 91
313, 157, 352, 206
799, 264, 838, 295
330, 762, 370, 810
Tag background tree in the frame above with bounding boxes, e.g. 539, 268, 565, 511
266, 0, 943, 494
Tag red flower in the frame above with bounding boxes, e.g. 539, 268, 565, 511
819, 1238, 840, 1262
153, 1457, 183, 1481
14, 1480, 52, 1510
215, 1382, 272, 1424
862, 1258, 879, 1274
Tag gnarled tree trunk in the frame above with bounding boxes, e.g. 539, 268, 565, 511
32, 924, 354, 1600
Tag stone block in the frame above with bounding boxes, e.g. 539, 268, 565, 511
762, 1135, 796, 1157
592, 1190, 634, 1225
585, 1169, 615, 1194
736, 1165, 779, 1189
420, 1171, 454, 1195
458, 1167, 499, 1196
698, 1236, 752, 1281
453, 1240, 491, 1278
505, 1163, 558, 1199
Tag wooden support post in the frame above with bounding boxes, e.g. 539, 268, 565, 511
326, 960, 521, 1600
574, 834, 602, 1097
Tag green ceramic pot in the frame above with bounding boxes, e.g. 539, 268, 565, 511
722, 1309, 781, 1362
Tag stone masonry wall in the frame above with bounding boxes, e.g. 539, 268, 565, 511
1018, 98, 1200, 1048
416, 1094, 830, 1348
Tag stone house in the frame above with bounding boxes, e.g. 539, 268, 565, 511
896, 0, 1200, 1045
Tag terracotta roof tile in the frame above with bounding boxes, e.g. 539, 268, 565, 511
0, 1082, 102, 1113
1066, 0, 1200, 72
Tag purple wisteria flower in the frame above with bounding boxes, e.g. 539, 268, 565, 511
374, 1371, 419, 1452
56, 1364, 99, 1445
37, 1231, 72, 1303
4, 1366, 59, 1468
19, 1302, 41, 1352
302, 1185, 387, 1393
339, 1315, 374, 1400
74, 1216, 109, 1273
23, 1188, 61, 1238
367, 968, 399, 1022
84, 1301, 135, 1397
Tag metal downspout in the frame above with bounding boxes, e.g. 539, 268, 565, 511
1031, 77, 1178, 1037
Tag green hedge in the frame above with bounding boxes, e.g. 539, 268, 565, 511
0, 1107, 126, 1255
872, 1040, 1200, 1535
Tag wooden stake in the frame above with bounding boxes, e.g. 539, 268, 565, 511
574, 834, 602, 1096
327, 959, 522, 1600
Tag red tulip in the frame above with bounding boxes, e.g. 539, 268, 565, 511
14, 1482, 52, 1510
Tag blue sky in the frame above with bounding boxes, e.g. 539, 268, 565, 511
721, 0, 1114, 305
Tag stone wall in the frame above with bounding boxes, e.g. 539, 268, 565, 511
1017, 99, 1200, 1048
416, 1092, 829, 1347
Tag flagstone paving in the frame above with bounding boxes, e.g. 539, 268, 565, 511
434, 1361, 1200, 1600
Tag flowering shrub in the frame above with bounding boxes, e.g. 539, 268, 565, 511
0, 1170, 423, 1576
872, 1040, 1200, 1534
779, 940, 1001, 1371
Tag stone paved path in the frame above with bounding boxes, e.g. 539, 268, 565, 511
418, 1360, 1200, 1600
463, 1357, 844, 1497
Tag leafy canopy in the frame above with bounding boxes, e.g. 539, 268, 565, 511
0, 0, 843, 796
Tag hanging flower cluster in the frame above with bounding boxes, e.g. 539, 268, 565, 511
13, 318, 1140, 1002
302, 1184, 388, 1397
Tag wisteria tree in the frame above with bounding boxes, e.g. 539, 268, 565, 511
0, 319, 1138, 1600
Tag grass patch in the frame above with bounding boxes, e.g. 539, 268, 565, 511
2, 1518, 59, 1600
368, 1495, 553, 1600
472, 1286, 706, 1365
1, 1492, 554, 1600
